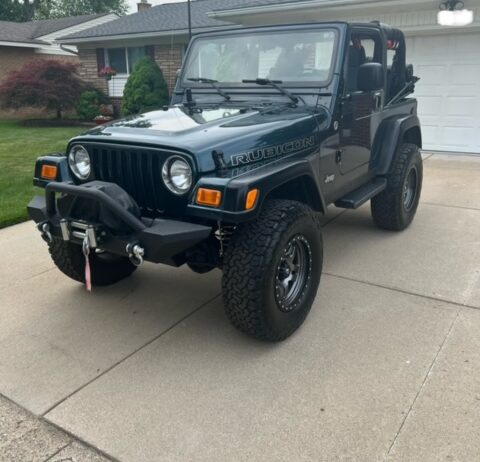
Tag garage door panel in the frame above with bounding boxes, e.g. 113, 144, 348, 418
421, 126, 441, 149
449, 65, 480, 85
418, 96, 442, 115
444, 97, 476, 117
409, 33, 480, 153
408, 36, 452, 60
451, 35, 480, 59
415, 65, 447, 85
441, 127, 477, 149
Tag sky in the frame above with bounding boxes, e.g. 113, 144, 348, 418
127, 0, 188, 14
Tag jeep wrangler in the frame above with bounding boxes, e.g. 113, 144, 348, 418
28, 22, 422, 341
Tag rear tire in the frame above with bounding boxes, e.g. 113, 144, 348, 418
222, 200, 323, 342
48, 238, 136, 286
371, 143, 423, 231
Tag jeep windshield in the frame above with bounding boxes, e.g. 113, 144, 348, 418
182, 28, 338, 89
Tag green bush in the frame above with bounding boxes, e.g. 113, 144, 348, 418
76, 89, 110, 121
122, 57, 169, 115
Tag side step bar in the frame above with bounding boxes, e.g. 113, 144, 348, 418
335, 178, 387, 209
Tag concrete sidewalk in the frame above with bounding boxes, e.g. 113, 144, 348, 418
0, 153, 479, 461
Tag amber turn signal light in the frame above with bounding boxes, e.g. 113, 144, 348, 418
245, 188, 259, 210
196, 188, 222, 207
41, 164, 58, 181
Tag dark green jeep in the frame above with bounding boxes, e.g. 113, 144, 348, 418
29, 22, 423, 341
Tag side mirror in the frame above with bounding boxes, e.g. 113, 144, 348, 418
357, 62, 384, 92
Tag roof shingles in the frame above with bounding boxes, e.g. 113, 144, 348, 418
0, 13, 109, 44
60, 0, 304, 41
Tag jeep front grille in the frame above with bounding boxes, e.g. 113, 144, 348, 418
88, 144, 186, 214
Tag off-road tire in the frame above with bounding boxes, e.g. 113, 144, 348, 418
222, 200, 323, 342
48, 238, 136, 286
371, 143, 423, 231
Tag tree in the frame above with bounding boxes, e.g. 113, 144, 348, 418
0, 0, 127, 21
0, 59, 85, 119
0, 0, 45, 21
45, 0, 128, 18
0, 1, 23, 21
122, 57, 170, 116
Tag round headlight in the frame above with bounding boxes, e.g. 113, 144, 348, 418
68, 145, 91, 180
162, 156, 193, 195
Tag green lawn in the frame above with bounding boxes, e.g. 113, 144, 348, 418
0, 120, 82, 228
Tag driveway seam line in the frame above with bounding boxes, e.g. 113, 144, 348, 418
42, 442, 72, 462
41, 420, 120, 462
41, 293, 221, 417
324, 272, 478, 311
383, 309, 460, 460
0, 393, 117, 462
422, 202, 480, 212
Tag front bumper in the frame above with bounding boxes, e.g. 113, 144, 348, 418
28, 181, 212, 266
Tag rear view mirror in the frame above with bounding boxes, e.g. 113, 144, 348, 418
357, 62, 384, 92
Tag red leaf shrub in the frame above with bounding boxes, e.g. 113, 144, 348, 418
0, 59, 86, 118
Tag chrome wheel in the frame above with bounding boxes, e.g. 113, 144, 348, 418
275, 234, 312, 312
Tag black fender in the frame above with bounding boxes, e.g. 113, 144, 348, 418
33, 155, 72, 187
187, 157, 327, 223
372, 114, 422, 176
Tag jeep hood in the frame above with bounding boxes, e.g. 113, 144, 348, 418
74, 104, 330, 172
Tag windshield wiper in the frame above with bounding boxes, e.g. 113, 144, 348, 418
187, 78, 231, 101
242, 78, 302, 105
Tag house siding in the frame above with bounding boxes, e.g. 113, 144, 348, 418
154, 43, 184, 91
0, 46, 78, 83
77, 47, 109, 93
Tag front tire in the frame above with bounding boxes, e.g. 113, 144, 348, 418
222, 200, 323, 342
48, 238, 137, 286
371, 143, 423, 231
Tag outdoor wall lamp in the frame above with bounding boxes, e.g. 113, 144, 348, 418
438, 0, 474, 26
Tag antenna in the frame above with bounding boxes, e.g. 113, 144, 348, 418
188, 0, 192, 41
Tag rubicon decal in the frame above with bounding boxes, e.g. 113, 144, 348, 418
231, 136, 315, 166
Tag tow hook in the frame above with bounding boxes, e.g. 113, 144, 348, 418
126, 243, 145, 267
38, 222, 53, 243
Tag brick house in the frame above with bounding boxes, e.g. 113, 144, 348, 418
0, 13, 118, 83
58, 0, 480, 153
57, 0, 247, 101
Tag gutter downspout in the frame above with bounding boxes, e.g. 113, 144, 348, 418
60, 44, 78, 55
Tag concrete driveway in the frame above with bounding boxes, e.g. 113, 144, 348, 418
1, 153, 479, 462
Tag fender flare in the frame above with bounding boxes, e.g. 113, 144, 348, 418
372, 114, 422, 176
189, 158, 327, 223
229, 158, 326, 214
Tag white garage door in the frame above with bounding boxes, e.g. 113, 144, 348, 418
407, 33, 480, 154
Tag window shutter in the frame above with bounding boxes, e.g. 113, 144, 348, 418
96, 48, 105, 72
145, 45, 155, 59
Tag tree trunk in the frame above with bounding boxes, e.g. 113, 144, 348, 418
23, 0, 41, 21
56, 108, 62, 119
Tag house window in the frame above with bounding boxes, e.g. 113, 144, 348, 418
105, 46, 147, 75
